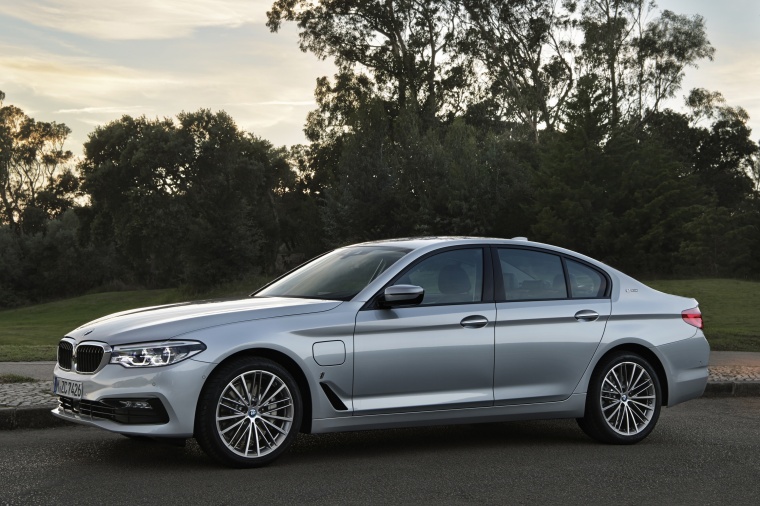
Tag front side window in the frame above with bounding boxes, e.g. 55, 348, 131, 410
397, 248, 484, 306
256, 246, 410, 301
498, 249, 566, 301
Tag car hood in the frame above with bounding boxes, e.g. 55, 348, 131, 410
66, 297, 343, 345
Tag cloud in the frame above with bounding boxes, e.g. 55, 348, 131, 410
225, 100, 316, 107
57, 106, 147, 114
0, 0, 270, 40
257, 100, 316, 106
0, 36, 333, 147
0, 48, 183, 102
0, 2, 337, 148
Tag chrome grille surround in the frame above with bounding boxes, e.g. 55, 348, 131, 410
57, 339, 111, 374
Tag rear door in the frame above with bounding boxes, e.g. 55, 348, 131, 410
493, 247, 611, 404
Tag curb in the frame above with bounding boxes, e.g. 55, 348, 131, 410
0, 405, 73, 431
702, 381, 760, 397
1, 382, 759, 430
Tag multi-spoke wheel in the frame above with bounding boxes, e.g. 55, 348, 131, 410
195, 357, 302, 467
577, 352, 662, 444
599, 361, 657, 435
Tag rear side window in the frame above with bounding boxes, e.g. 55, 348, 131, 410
497, 249, 566, 301
495, 248, 610, 302
566, 259, 607, 298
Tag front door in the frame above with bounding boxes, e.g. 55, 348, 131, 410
353, 248, 495, 414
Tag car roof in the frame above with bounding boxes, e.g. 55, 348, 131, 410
353, 236, 539, 251
349, 236, 616, 274
346, 236, 633, 303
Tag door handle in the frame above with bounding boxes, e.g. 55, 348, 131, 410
574, 310, 599, 322
460, 315, 489, 329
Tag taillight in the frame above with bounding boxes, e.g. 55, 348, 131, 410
682, 307, 703, 329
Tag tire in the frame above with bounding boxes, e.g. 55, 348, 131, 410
195, 356, 302, 467
577, 351, 662, 444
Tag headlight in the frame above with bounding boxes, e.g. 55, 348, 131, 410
110, 340, 206, 368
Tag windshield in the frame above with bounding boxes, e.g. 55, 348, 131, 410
255, 246, 411, 301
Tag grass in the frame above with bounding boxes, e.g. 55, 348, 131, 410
0, 289, 185, 361
0, 373, 37, 383
0, 275, 271, 362
645, 279, 760, 352
0, 346, 60, 362
0, 278, 758, 361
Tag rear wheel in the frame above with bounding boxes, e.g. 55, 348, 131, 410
195, 357, 302, 467
577, 351, 662, 444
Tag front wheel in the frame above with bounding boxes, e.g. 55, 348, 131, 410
577, 352, 662, 444
195, 357, 302, 467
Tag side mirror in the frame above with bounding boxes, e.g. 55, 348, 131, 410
381, 284, 424, 308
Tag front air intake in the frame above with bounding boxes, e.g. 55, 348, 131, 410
58, 397, 169, 424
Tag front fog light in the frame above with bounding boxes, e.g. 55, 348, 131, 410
118, 400, 152, 409
102, 398, 170, 424
110, 341, 206, 368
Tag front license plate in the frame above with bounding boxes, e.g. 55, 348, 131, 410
54, 377, 83, 399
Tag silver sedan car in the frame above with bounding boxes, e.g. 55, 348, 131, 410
52, 237, 709, 467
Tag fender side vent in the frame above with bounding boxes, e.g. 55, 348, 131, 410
320, 382, 348, 411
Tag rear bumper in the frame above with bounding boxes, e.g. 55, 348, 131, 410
657, 333, 710, 406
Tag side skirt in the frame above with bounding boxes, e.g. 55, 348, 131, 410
310, 394, 586, 434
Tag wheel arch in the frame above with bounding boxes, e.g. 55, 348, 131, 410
594, 343, 669, 406
198, 348, 314, 434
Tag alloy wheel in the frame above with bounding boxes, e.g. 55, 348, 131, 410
215, 370, 295, 458
600, 361, 657, 436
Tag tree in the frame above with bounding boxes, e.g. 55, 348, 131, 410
268, 0, 470, 122
461, 0, 576, 141
0, 92, 77, 233
0, 209, 105, 308
319, 97, 537, 245
578, 1, 714, 129
320, 98, 403, 244
0, 225, 25, 307
263, 1, 757, 282
79, 110, 294, 289
634, 10, 714, 119
647, 92, 758, 208
692, 111, 757, 208
531, 125, 712, 275
579, 0, 652, 128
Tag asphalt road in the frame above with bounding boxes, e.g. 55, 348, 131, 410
1, 398, 759, 505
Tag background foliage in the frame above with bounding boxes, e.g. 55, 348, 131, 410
0, 0, 758, 308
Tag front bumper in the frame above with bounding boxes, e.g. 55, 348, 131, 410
51, 358, 215, 437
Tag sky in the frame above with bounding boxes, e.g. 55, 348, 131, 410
0, 0, 758, 155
